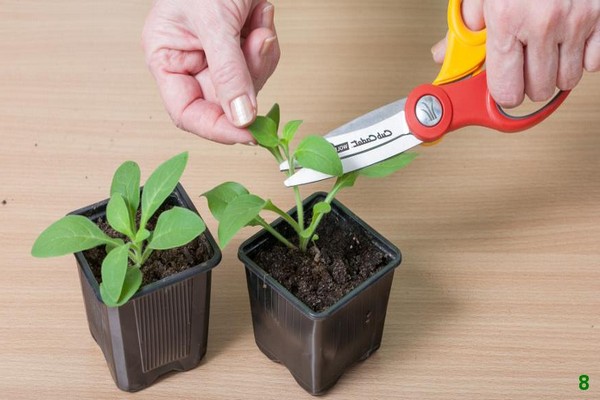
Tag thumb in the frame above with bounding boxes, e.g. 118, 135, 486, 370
203, 35, 257, 128
431, 0, 485, 64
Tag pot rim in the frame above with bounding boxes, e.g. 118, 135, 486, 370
238, 191, 402, 319
71, 183, 222, 304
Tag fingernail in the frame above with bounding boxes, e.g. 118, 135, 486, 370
262, 4, 274, 29
260, 36, 277, 57
230, 95, 254, 127
246, 141, 256, 146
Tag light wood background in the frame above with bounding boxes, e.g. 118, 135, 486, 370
1, 1, 598, 399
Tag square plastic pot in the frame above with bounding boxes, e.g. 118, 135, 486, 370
71, 183, 222, 392
238, 192, 402, 395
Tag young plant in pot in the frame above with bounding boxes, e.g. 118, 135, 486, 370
32, 152, 222, 392
203, 105, 416, 395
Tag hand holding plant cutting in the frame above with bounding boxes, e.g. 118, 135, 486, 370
32, 152, 206, 307
203, 104, 417, 251
142, 0, 280, 144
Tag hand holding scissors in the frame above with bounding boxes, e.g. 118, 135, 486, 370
283, 0, 570, 186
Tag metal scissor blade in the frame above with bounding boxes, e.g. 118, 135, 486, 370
327, 98, 409, 138
280, 98, 409, 172
284, 127, 422, 186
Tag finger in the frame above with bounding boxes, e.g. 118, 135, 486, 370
484, 14, 525, 107
461, 0, 485, 30
203, 34, 257, 128
242, 27, 280, 91
149, 50, 253, 144
584, 29, 600, 72
431, 0, 484, 65
242, 1, 274, 38
176, 97, 255, 144
431, 36, 447, 64
524, 41, 560, 102
557, 33, 585, 90
524, 4, 571, 101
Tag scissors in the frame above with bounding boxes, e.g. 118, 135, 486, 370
282, 0, 570, 187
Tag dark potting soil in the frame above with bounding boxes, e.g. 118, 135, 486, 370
83, 203, 213, 287
252, 210, 391, 313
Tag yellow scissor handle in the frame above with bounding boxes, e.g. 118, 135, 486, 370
433, 0, 487, 85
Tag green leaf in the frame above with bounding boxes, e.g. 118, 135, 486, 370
107, 194, 133, 238
295, 135, 343, 176
359, 152, 417, 178
110, 161, 141, 218
140, 152, 188, 228
248, 116, 278, 148
218, 194, 267, 248
282, 120, 302, 144
135, 228, 151, 242
312, 201, 331, 215
266, 103, 280, 130
100, 244, 130, 303
335, 171, 360, 190
202, 182, 249, 221
32, 215, 117, 257
100, 284, 119, 307
117, 267, 143, 305
105, 238, 125, 253
100, 267, 142, 307
147, 207, 206, 250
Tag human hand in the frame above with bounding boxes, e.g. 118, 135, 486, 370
431, 0, 600, 108
142, 0, 280, 144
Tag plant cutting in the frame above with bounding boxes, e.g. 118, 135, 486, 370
203, 104, 416, 395
31, 152, 222, 391
203, 104, 416, 253
33, 152, 206, 306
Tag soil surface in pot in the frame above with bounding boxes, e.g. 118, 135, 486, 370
84, 203, 213, 287
253, 211, 391, 312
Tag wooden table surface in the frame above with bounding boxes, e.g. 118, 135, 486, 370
1, 1, 599, 398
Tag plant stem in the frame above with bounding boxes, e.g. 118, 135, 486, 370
298, 179, 343, 251
255, 216, 297, 250
129, 241, 144, 268
313, 181, 342, 226
264, 201, 301, 232
293, 185, 304, 231
270, 147, 285, 164
141, 247, 153, 264
281, 146, 304, 232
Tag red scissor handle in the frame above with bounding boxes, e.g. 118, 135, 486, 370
405, 71, 570, 142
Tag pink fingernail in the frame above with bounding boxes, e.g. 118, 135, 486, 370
230, 95, 254, 127
262, 4, 274, 29
260, 36, 277, 57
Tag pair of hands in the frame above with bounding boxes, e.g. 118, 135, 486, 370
142, 0, 600, 145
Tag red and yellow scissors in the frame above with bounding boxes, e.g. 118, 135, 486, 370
283, 0, 570, 186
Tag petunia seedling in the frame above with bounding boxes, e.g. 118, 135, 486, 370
32, 152, 206, 307
203, 104, 417, 251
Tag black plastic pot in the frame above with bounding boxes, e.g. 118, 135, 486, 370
71, 183, 221, 392
238, 192, 402, 395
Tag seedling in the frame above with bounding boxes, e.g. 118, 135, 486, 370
203, 104, 416, 251
32, 152, 206, 307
